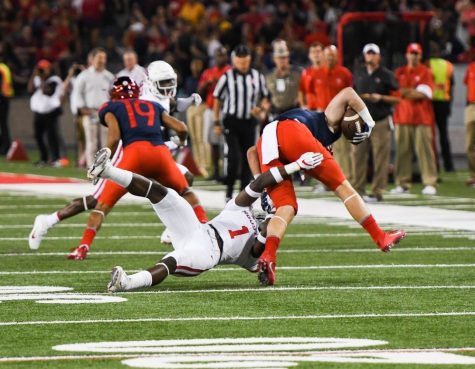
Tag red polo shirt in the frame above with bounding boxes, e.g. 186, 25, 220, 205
198, 64, 231, 108
310, 65, 353, 111
393, 64, 435, 126
464, 62, 475, 103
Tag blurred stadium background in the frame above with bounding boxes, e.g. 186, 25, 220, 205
0, 0, 472, 168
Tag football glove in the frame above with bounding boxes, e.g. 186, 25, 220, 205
191, 93, 202, 106
296, 152, 324, 170
350, 122, 372, 144
260, 190, 274, 214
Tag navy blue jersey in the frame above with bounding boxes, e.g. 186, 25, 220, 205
99, 99, 166, 147
276, 108, 341, 147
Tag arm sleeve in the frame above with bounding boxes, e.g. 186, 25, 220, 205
176, 95, 195, 112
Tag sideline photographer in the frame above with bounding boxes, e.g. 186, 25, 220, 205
27, 59, 63, 166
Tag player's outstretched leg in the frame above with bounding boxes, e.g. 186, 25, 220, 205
108, 257, 177, 292
28, 196, 97, 250
335, 180, 406, 252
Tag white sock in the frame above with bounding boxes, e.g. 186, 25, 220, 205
125, 270, 152, 291
46, 212, 60, 227
103, 165, 133, 188
357, 106, 375, 128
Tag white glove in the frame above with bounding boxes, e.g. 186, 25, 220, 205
350, 123, 373, 145
296, 152, 324, 170
169, 135, 186, 147
191, 93, 202, 106
164, 140, 178, 151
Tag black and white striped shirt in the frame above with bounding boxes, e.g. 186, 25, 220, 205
213, 68, 269, 119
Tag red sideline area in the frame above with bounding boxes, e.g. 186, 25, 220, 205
0, 172, 84, 184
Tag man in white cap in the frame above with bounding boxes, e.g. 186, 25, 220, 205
352, 43, 400, 202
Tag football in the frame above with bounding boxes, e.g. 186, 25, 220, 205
341, 108, 364, 142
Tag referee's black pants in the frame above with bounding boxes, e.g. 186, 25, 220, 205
433, 101, 454, 172
33, 110, 61, 163
223, 116, 256, 199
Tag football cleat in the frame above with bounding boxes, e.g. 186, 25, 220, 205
160, 227, 172, 244
258, 259, 276, 286
107, 266, 128, 292
67, 244, 90, 260
87, 148, 112, 185
28, 214, 51, 250
377, 230, 407, 252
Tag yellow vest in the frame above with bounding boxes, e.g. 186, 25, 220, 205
0, 63, 14, 97
429, 58, 453, 101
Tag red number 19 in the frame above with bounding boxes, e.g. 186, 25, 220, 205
122, 100, 155, 128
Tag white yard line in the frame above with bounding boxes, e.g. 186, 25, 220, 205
0, 223, 163, 229
81, 285, 475, 295
1, 311, 475, 327
1, 264, 474, 275
2, 246, 475, 257
1, 184, 475, 230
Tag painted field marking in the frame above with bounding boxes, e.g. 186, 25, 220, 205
1, 263, 475, 275
1, 285, 473, 296
0, 223, 163, 229
0, 286, 126, 304
50, 338, 475, 366
2, 246, 474, 257
1, 311, 475, 326
2, 348, 475, 364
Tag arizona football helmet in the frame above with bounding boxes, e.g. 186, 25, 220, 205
110, 76, 140, 100
145, 61, 177, 99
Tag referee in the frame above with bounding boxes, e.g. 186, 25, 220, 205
213, 45, 269, 201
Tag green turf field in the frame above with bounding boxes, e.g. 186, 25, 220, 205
1, 160, 475, 368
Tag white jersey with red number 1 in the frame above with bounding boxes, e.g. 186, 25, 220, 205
208, 200, 259, 270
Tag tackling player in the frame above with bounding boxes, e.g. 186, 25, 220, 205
28, 61, 202, 250
249, 87, 407, 285
65, 76, 208, 260
85, 147, 323, 291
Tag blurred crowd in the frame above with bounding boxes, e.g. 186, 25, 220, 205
1, 0, 475, 199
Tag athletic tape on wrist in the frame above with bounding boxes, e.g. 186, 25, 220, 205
284, 162, 300, 175
83, 196, 89, 211
257, 233, 266, 244
157, 262, 170, 275
245, 184, 261, 198
270, 167, 283, 183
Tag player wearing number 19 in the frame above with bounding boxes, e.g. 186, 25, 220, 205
68, 76, 207, 260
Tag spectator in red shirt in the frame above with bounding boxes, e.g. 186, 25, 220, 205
198, 47, 231, 181
391, 43, 438, 195
298, 42, 324, 110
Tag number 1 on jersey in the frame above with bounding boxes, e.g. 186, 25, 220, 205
228, 226, 249, 239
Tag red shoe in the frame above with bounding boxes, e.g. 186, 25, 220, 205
258, 258, 276, 286
67, 244, 90, 260
377, 230, 407, 252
